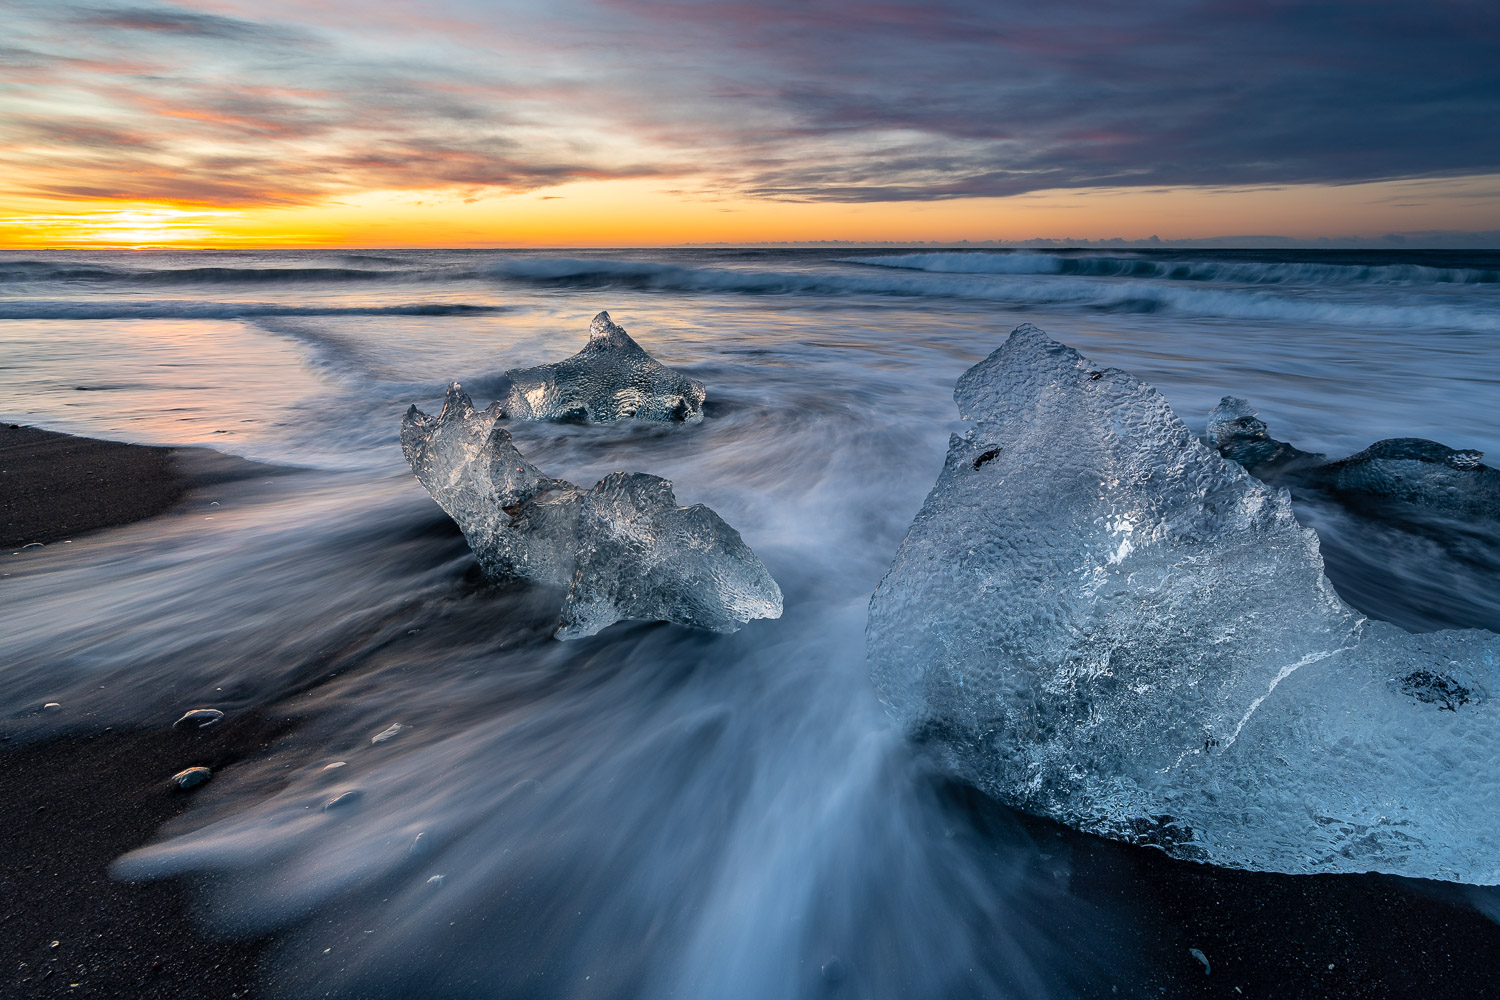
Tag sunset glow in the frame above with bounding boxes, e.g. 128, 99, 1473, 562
3, 0, 1497, 248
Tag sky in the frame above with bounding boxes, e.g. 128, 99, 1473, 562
1, 0, 1497, 247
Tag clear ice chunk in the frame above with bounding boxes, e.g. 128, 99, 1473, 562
500, 311, 706, 424
557, 472, 786, 639
867, 324, 1500, 884
402, 384, 780, 637
1206, 396, 1324, 476
401, 383, 578, 584
1208, 396, 1500, 517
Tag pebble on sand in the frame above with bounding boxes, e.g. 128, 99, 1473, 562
173, 708, 225, 729
172, 766, 212, 790
371, 723, 406, 745
323, 789, 364, 811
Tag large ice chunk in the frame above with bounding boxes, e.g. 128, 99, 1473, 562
501, 311, 706, 424
1209, 397, 1500, 518
402, 385, 780, 636
867, 324, 1500, 884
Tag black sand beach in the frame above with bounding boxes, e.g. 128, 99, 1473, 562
5, 427, 1500, 999
1, 427, 295, 998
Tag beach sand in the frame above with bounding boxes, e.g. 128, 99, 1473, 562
3, 427, 1499, 998
0, 426, 296, 999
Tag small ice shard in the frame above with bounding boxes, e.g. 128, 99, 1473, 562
1209, 397, 1500, 518
371, 723, 406, 745
868, 324, 1500, 884
172, 766, 211, 790
1206, 396, 1324, 477
173, 708, 224, 729
401, 385, 781, 638
499, 311, 706, 424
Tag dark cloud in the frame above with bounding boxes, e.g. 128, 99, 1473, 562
2, 0, 1497, 209
78, 5, 305, 43
600, 0, 1500, 199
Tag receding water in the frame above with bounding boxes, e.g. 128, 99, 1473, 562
3, 247, 1499, 997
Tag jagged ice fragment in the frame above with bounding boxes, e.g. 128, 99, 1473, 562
1208, 396, 1500, 518
501, 311, 706, 424
867, 324, 1500, 884
402, 384, 780, 637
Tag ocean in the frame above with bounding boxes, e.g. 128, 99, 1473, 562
3, 247, 1499, 997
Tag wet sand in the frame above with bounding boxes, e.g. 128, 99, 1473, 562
0, 426, 297, 998
1, 424, 280, 550
3, 427, 1500, 998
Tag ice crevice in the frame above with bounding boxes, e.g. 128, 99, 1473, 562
867, 323, 1500, 884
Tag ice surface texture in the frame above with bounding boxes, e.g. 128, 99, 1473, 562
500, 311, 706, 424
1209, 396, 1500, 517
402, 383, 780, 638
867, 324, 1500, 884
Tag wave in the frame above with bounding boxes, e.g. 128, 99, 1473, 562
0, 301, 505, 320
0, 261, 424, 286
486, 257, 1500, 332
838, 252, 1500, 286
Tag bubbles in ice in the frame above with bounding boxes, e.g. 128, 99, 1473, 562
868, 323, 1500, 884
402, 384, 781, 638
500, 311, 706, 424
557, 472, 785, 639
1208, 395, 1500, 518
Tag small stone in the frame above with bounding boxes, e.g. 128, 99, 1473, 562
173, 708, 224, 729
323, 789, 363, 811
371, 723, 406, 745
426, 874, 445, 887
819, 957, 845, 983
41, 702, 62, 713
172, 766, 212, 790
1189, 948, 1211, 975
20, 542, 43, 550
409, 832, 431, 856
322, 761, 347, 772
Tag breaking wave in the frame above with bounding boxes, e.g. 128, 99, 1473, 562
0, 301, 505, 320
839, 252, 1500, 285
485, 257, 1500, 332
0, 261, 434, 286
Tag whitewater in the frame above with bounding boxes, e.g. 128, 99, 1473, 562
3, 247, 1499, 997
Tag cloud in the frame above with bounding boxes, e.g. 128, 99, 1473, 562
3, 0, 1498, 211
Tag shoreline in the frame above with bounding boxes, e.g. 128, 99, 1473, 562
1, 425, 300, 998
1, 424, 282, 550
3, 426, 1500, 997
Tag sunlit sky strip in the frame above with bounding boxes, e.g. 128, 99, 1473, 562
1, 0, 1497, 247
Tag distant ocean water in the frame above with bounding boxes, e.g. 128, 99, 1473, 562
3, 247, 1499, 997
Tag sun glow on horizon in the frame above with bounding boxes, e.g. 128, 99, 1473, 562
4, 173, 1499, 250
